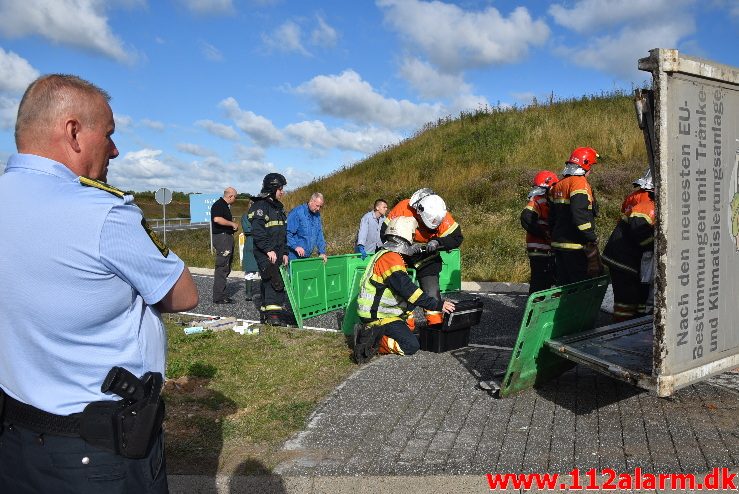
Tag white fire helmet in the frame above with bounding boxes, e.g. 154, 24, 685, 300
415, 194, 447, 229
632, 167, 654, 191
383, 217, 418, 254
409, 188, 434, 209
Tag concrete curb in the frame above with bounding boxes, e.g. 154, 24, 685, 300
187, 267, 530, 294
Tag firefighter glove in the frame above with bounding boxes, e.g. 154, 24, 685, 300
584, 242, 604, 277
426, 239, 440, 253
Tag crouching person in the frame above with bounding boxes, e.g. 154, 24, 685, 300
353, 217, 455, 363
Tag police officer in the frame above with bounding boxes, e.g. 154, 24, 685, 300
248, 173, 289, 325
0, 75, 198, 493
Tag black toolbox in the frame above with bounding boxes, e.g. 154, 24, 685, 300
419, 297, 484, 353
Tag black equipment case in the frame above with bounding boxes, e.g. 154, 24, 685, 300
419, 297, 484, 353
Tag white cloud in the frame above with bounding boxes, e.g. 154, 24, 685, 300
285, 120, 401, 153
399, 57, 470, 99
200, 41, 224, 61
234, 144, 265, 161
219, 97, 284, 146
549, 0, 695, 81
176, 0, 234, 15
177, 142, 216, 157
109, 149, 175, 184
113, 113, 133, 130
0, 95, 19, 131
295, 69, 443, 130
549, 0, 692, 33
0, 47, 39, 94
311, 15, 338, 47
141, 118, 165, 131
555, 20, 694, 81
196, 119, 240, 141
0, 0, 134, 63
377, 0, 549, 72
262, 20, 310, 56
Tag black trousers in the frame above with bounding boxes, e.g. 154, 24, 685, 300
0, 422, 168, 494
554, 249, 589, 285
258, 261, 285, 312
528, 254, 556, 294
382, 320, 420, 356
609, 266, 650, 319
212, 233, 234, 302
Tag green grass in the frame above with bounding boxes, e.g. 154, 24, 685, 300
162, 315, 356, 474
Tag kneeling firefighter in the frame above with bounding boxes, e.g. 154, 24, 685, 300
353, 216, 456, 364
248, 173, 289, 325
381, 188, 463, 330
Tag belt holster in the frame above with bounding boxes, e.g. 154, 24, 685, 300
80, 370, 165, 459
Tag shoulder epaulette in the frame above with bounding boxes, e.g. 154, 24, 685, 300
79, 176, 126, 198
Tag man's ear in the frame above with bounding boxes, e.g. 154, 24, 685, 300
65, 119, 82, 153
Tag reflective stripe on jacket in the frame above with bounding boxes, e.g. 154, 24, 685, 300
548, 175, 597, 249
357, 249, 443, 323
602, 189, 655, 274
520, 194, 551, 253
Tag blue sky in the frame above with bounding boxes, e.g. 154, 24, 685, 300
0, 0, 737, 194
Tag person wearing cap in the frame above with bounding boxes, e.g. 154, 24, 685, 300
548, 147, 603, 284
602, 169, 656, 321
248, 173, 289, 325
381, 188, 463, 330
353, 216, 456, 363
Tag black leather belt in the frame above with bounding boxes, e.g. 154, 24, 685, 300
3, 392, 81, 436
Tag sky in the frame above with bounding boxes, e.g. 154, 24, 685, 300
0, 0, 737, 194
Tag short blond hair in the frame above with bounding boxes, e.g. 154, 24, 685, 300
15, 74, 111, 149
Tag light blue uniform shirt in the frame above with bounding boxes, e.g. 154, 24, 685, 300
0, 154, 185, 415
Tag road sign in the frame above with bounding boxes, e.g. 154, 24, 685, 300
189, 193, 221, 224
155, 187, 172, 205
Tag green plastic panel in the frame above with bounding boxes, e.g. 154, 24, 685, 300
498, 275, 609, 398
284, 249, 462, 329
341, 266, 367, 335
280, 265, 303, 329
339, 250, 460, 336
439, 249, 462, 293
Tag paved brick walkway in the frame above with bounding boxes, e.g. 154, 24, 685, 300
274, 292, 739, 477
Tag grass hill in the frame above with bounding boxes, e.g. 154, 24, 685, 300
138, 91, 648, 282
281, 91, 647, 281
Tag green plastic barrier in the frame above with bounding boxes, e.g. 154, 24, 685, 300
340, 249, 461, 335
498, 275, 609, 398
282, 250, 461, 329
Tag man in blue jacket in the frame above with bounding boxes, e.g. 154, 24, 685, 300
287, 192, 327, 262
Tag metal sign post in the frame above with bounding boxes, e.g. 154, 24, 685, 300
154, 187, 173, 243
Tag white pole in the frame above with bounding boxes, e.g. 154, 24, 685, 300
209, 211, 214, 254
162, 202, 167, 244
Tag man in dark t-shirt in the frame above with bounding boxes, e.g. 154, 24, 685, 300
211, 187, 238, 303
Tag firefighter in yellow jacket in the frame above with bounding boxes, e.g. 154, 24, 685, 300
548, 147, 603, 284
353, 216, 456, 364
